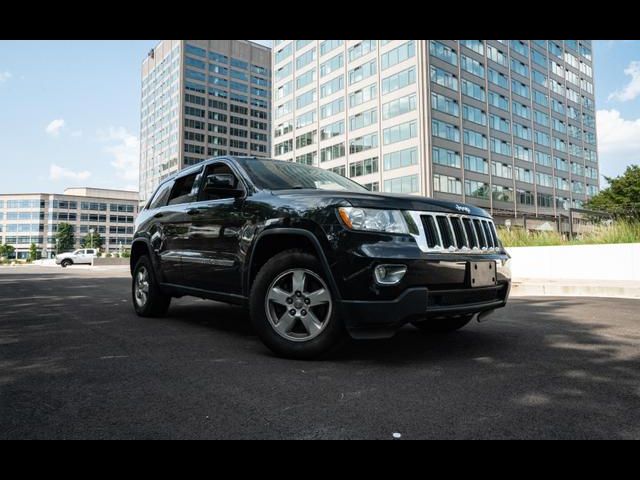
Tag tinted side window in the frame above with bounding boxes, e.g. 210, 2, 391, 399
149, 181, 174, 210
167, 171, 201, 205
200, 163, 242, 201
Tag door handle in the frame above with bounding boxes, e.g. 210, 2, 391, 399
187, 208, 201, 215
154, 212, 164, 219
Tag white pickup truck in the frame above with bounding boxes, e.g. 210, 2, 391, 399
55, 249, 98, 268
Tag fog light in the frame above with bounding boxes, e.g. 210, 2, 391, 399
374, 264, 407, 285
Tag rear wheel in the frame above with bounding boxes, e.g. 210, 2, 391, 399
412, 314, 474, 333
250, 250, 345, 359
132, 255, 171, 317
60, 259, 73, 268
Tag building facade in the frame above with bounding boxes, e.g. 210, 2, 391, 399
139, 40, 272, 202
271, 40, 599, 223
0, 188, 139, 259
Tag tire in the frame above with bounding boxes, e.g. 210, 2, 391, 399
132, 255, 171, 317
412, 314, 474, 334
249, 249, 346, 359
61, 259, 73, 268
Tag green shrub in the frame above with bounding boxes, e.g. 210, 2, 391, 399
499, 220, 640, 247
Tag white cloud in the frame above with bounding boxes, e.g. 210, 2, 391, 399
596, 109, 640, 179
98, 126, 139, 184
0, 71, 11, 83
49, 164, 92, 182
608, 61, 640, 102
45, 118, 65, 137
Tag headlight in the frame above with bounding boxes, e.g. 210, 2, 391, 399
338, 207, 410, 234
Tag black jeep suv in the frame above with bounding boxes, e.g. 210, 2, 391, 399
131, 156, 511, 358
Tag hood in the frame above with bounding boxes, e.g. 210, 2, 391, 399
272, 189, 491, 218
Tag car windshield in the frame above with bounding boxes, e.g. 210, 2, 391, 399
235, 158, 369, 192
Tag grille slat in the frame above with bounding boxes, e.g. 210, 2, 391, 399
462, 217, 478, 249
436, 216, 454, 249
473, 219, 487, 248
450, 216, 467, 248
413, 211, 500, 253
482, 220, 494, 248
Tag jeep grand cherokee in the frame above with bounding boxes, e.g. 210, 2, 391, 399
130, 156, 511, 359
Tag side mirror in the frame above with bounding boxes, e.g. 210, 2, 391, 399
204, 174, 236, 191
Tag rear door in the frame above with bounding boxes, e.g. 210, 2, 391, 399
157, 168, 204, 286
147, 179, 181, 284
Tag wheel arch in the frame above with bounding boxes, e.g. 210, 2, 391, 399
130, 239, 155, 276
244, 228, 341, 301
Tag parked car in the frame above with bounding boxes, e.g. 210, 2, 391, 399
130, 157, 511, 359
56, 248, 98, 267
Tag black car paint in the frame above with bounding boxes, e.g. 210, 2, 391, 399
132, 156, 511, 338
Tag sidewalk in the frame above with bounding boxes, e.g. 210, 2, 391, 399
511, 278, 640, 299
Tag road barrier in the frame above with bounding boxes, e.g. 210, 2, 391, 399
506, 243, 640, 281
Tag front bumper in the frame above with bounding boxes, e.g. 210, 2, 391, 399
327, 230, 511, 339
340, 282, 510, 339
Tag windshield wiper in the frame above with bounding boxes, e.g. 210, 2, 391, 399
272, 185, 310, 190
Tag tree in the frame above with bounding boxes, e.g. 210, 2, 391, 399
81, 231, 104, 250
0, 244, 16, 259
56, 223, 75, 253
29, 243, 39, 262
587, 165, 640, 221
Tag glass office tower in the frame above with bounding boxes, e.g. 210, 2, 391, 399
271, 40, 599, 223
139, 40, 272, 202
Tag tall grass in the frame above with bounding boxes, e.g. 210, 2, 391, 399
498, 220, 640, 247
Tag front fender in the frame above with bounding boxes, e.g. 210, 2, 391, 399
244, 227, 342, 302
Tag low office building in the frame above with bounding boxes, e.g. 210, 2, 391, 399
0, 188, 139, 259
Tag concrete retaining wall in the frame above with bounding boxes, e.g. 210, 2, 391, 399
506, 243, 640, 281
92, 257, 130, 267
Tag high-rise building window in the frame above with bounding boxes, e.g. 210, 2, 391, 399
382, 67, 416, 95
433, 174, 462, 195
464, 154, 489, 174
381, 41, 415, 70
349, 133, 378, 153
321, 75, 344, 98
465, 180, 489, 199
348, 60, 377, 85
431, 92, 458, 117
430, 66, 458, 91
384, 147, 418, 171
320, 53, 344, 77
461, 55, 484, 78
430, 40, 457, 66
433, 146, 461, 168
384, 120, 418, 145
385, 174, 419, 193
383, 94, 417, 120
463, 104, 487, 126
348, 40, 376, 62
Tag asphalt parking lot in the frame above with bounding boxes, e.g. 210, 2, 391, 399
1, 265, 639, 439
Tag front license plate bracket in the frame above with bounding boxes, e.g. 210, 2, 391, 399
470, 261, 496, 287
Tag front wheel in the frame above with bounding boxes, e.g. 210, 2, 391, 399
249, 250, 346, 359
60, 259, 73, 268
412, 314, 474, 333
132, 256, 171, 317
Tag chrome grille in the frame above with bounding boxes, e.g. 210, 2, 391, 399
409, 211, 501, 253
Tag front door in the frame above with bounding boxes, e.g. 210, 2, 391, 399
180, 162, 246, 295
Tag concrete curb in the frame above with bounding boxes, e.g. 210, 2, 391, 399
511, 279, 640, 299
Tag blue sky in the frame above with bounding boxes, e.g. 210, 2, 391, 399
0, 40, 638, 194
